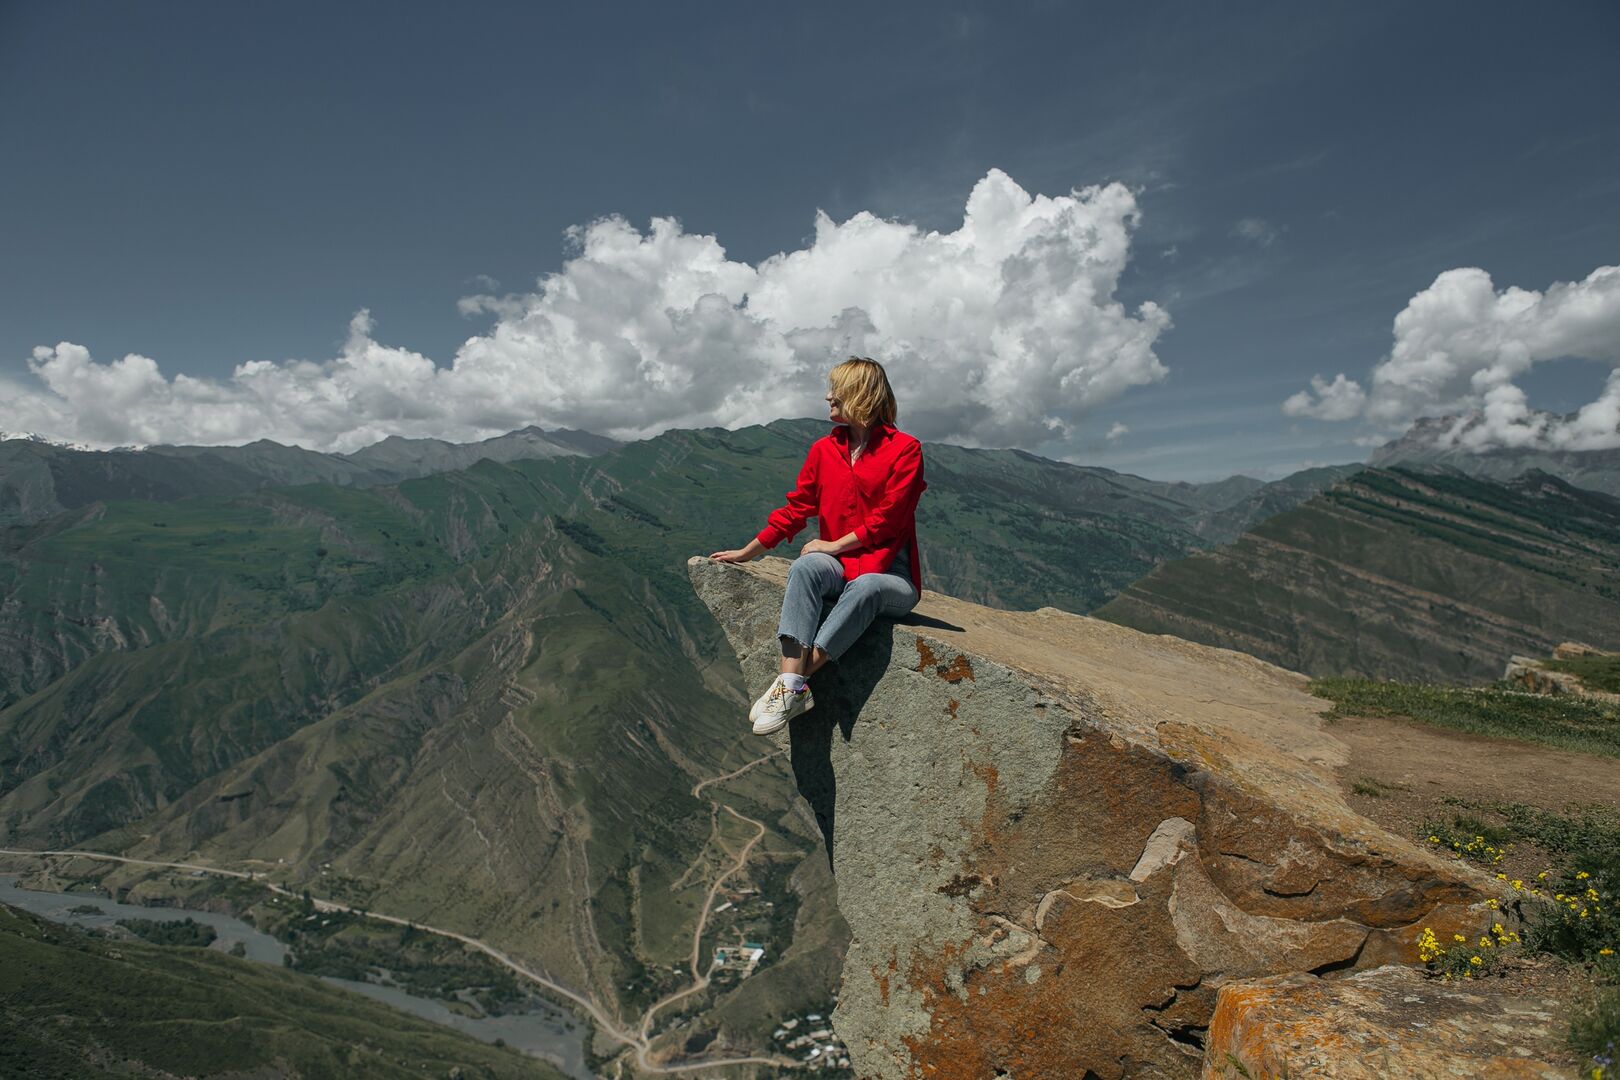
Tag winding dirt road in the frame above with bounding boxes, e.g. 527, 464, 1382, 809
0, 747, 799, 1076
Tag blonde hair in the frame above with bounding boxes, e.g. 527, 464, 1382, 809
828, 357, 897, 427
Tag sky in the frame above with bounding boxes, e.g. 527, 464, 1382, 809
2, 1, 1617, 479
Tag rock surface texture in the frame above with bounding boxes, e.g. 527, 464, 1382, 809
689, 556, 1499, 1079
1203, 965, 1565, 1078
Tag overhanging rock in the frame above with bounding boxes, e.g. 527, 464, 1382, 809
689, 556, 1495, 1079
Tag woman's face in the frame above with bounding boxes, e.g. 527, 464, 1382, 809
825, 387, 848, 425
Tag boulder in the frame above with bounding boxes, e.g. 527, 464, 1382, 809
1204, 965, 1566, 1079
689, 557, 1497, 1079
1553, 641, 1601, 660
1503, 656, 1583, 696
1505, 651, 1620, 703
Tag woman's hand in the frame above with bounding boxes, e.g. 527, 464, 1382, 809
799, 538, 840, 557
710, 539, 765, 563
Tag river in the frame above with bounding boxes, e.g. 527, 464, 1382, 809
1, 874, 596, 1079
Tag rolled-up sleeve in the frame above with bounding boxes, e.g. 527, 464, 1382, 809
756, 448, 820, 548
853, 441, 925, 549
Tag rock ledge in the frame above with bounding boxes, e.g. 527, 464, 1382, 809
689, 556, 1497, 1079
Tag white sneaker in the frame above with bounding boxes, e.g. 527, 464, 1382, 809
752, 680, 813, 735
748, 676, 787, 725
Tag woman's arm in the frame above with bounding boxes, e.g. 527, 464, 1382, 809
711, 444, 820, 561
799, 532, 861, 556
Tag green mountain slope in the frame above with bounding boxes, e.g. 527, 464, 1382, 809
1095, 467, 1620, 683
0, 418, 1360, 1062
0, 903, 560, 1080
0, 427, 619, 527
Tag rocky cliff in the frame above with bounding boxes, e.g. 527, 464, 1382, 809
689, 556, 1496, 1079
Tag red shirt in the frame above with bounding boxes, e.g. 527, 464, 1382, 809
755, 423, 926, 594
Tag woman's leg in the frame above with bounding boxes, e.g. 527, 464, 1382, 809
811, 570, 920, 663
777, 553, 845, 677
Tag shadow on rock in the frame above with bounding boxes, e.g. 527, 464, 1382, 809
895, 612, 965, 633
789, 618, 899, 871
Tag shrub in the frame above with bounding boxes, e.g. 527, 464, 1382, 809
1415, 922, 1519, 980
1527, 866, 1617, 965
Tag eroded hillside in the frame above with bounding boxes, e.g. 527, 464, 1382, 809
1095, 467, 1620, 683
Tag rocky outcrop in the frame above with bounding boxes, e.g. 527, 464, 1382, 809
1204, 965, 1566, 1078
1504, 645, 1620, 704
689, 556, 1498, 1079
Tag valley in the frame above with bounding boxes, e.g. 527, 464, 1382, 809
7, 422, 1615, 1074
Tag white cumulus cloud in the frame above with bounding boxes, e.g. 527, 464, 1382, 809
2, 169, 1170, 453
1283, 264, 1620, 451
1282, 373, 1366, 421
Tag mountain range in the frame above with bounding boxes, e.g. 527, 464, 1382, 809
0, 417, 1379, 1068
5, 412, 1615, 1070
1096, 466, 1620, 683
0, 426, 619, 526
1371, 413, 1620, 497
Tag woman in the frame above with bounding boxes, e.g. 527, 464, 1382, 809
710, 357, 926, 735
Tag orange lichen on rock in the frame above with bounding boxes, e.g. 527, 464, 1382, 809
915, 638, 974, 682
1205, 966, 1567, 1079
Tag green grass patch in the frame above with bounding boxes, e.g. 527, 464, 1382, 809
0, 903, 557, 1079
1571, 977, 1619, 1079
1422, 814, 1512, 867
1350, 776, 1404, 798
116, 917, 217, 948
1546, 654, 1620, 694
1311, 678, 1620, 758
1419, 799, 1620, 967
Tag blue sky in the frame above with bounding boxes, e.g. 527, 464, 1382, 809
2, 1, 1616, 478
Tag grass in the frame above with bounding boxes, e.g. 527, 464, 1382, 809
1546, 654, 1620, 694
1311, 678, 1620, 758
1350, 776, 1403, 798
0, 902, 558, 1079
1410, 800, 1620, 1075
116, 916, 217, 948
1572, 979, 1618, 1079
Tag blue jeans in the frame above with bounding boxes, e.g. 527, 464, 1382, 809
777, 550, 920, 662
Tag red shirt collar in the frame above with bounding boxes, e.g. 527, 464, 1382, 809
832, 422, 894, 442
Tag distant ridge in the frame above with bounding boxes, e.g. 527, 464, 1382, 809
1095, 467, 1620, 683
342, 425, 619, 474
1371, 413, 1620, 497
0, 425, 621, 526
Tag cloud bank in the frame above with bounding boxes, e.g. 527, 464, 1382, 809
5, 169, 1170, 453
1284, 265, 1620, 451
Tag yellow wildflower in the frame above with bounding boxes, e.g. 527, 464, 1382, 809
1468, 955, 1482, 966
